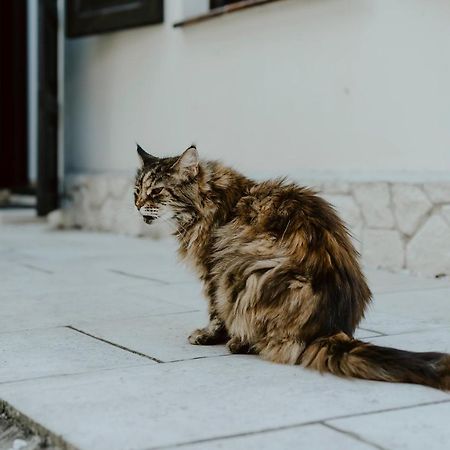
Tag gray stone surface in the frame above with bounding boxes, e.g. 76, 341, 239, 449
0, 358, 447, 450
328, 402, 450, 450
364, 267, 450, 294
164, 423, 376, 450
0, 327, 151, 384
442, 205, 450, 226
371, 288, 450, 325
406, 214, 450, 276
369, 327, 450, 353
362, 229, 404, 271
1, 222, 449, 450
353, 182, 395, 228
391, 184, 432, 236
73, 311, 228, 362
359, 311, 444, 337
323, 194, 362, 229
423, 182, 450, 203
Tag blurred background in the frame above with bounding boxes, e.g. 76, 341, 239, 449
1, 0, 450, 276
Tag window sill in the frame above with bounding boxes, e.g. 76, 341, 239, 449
173, 0, 283, 28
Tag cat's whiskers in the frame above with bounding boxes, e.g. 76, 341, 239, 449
280, 219, 291, 241
158, 214, 189, 240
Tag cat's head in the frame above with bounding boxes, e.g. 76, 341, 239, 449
134, 144, 199, 225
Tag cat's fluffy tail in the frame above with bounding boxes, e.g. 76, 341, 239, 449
299, 332, 450, 390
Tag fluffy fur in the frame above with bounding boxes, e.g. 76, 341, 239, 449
134, 144, 450, 390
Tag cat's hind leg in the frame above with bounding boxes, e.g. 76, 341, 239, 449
188, 314, 229, 345
255, 337, 306, 364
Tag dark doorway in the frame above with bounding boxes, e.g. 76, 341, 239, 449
37, 0, 59, 215
0, 0, 29, 191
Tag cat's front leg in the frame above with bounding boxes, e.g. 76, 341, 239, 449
188, 314, 229, 345
226, 336, 255, 354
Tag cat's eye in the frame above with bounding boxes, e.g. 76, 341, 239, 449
151, 187, 164, 196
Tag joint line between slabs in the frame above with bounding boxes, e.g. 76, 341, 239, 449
108, 269, 170, 285
146, 398, 450, 450
322, 422, 388, 450
65, 325, 164, 363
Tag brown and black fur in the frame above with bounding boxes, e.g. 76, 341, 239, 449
134, 144, 450, 390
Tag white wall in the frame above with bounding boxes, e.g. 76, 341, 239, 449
64, 0, 450, 177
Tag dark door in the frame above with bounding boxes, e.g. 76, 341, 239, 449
0, 0, 28, 190
37, 0, 59, 215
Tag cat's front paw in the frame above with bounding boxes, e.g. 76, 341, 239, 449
188, 328, 212, 345
226, 337, 252, 354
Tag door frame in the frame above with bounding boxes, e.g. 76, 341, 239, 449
37, 0, 59, 216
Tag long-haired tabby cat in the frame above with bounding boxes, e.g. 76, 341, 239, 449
134, 144, 450, 390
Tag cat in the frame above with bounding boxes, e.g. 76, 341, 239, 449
134, 144, 450, 390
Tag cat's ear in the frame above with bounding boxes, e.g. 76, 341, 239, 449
136, 144, 158, 166
173, 146, 199, 176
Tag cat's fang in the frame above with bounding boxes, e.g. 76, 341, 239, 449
139, 206, 158, 217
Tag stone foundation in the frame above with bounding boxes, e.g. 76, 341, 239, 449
59, 173, 450, 277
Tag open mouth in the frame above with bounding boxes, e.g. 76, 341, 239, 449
143, 216, 156, 224
139, 206, 159, 224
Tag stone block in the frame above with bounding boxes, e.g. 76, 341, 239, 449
108, 175, 131, 199
362, 229, 404, 270
391, 184, 432, 235
322, 194, 362, 228
98, 197, 118, 231
322, 194, 363, 250
441, 205, 450, 226
423, 182, 450, 203
47, 208, 76, 229
353, 183, 395, 228
88, 176, 110, 208
64, 174, 89, 193
406, 214, 450, 276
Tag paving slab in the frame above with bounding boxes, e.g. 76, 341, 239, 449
71, 311, 229, 362
0, 357, 447, 450
365, 268, 450, 294
0, 225, 178, 277
0, 281, 194, 334
0, 327, 152, 384
370, 288, 450, 325
2, 223, 450, 450
359, 310, 444, 337
123, 281, 205, 310
327, 401, 450, 450
106, 253, 198, 285
164, 423, 378, 450
369, 327, 450, 353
